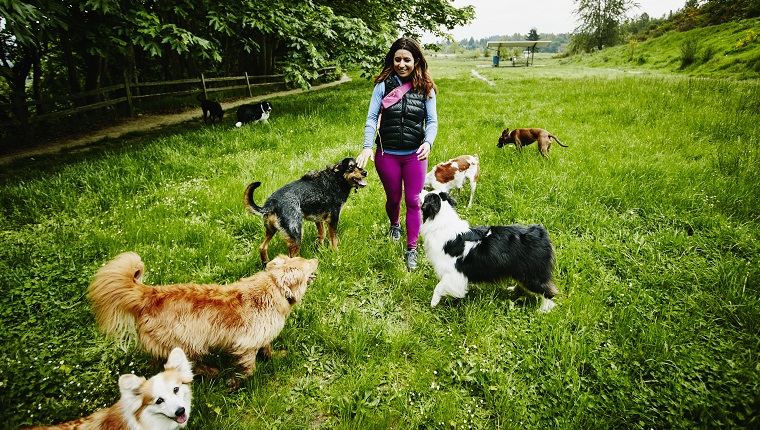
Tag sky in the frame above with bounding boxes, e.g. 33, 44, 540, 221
424, 0, 687, 42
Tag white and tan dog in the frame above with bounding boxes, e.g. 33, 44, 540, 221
420, 190, 559, 312
424, 154, 479, 208
25, 348, 193, 430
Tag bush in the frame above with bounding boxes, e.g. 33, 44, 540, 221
699, 44, 717, 63
680, 37, 699, 68
735, 29, 757, 49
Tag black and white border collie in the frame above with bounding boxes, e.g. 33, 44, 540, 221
235, 101, 272, 127
419, 190, 559, 312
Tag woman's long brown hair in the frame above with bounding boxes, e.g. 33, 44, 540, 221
374, 37, 437, 98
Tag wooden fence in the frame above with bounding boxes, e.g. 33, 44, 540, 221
0, 67, 337, 125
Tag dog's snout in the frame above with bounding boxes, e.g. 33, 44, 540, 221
361, 170, 367, 177
175, 407, 186, 417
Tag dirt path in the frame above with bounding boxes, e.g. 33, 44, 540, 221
0, 74, 352, 166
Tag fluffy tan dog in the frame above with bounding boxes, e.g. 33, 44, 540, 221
88, 252, 317, 389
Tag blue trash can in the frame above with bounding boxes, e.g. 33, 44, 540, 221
492, 55, 499, 67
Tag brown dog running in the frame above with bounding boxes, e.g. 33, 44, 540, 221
498, 128, 568, 158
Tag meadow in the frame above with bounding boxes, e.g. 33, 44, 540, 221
1, 57, 759, 429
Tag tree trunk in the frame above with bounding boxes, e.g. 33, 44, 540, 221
60, 35, 82, 104
33, 48, 44, 115
8, 46, 35, 126
83, 52, 103, 105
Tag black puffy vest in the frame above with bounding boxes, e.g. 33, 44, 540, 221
376, 76, 427, 151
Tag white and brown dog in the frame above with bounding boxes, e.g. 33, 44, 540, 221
424, 154, 479, 208
24, 348, 193, 430
420, 190, 559, 312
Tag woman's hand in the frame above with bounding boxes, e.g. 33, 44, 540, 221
357, 148, 375, 169
416, 142, 431, 161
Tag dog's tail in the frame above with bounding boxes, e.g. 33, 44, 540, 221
87, 252, 146, 348
244, 182, 267, 215
549, 134, 568, 147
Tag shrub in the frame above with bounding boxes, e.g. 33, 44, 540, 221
735, 29, 757, 49
680, 37, 698, 68
699, 44, 717, 63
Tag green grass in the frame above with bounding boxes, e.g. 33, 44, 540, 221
1, 57, 759, 429
561, 17, 760, 79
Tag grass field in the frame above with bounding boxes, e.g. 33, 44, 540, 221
560, 17, 760, 79
1, 56, 759, 429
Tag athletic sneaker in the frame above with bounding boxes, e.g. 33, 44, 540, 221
389, 224, 402, 242
405, 248, 418, 271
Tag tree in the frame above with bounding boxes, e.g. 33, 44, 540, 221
570, 0, 639, 52
0, 1, 67, 125
526, 28, 540, 41
0, 0, 474, 135
699, 0, 760, 24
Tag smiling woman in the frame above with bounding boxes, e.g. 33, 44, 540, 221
356, 37, 439, 271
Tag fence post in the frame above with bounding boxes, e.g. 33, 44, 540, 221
123, 72, 134, 117
200, 74, 208, 99
245, 72, 253, 97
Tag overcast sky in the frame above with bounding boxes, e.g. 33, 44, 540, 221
424, 0, 687, 42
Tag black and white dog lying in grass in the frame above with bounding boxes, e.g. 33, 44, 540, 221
235, 101, 272, 127
419, 190, 559, 312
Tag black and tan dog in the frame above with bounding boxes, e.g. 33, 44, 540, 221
197, 93, 224, 124
498, 128, 567, 158
245, 158, 368, 264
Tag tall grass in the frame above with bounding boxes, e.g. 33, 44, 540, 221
1, 57, 759, 429
561, 17, 760, 79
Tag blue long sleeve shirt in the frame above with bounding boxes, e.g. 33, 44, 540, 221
362, 76, 438, 155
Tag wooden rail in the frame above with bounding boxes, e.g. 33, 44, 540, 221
0, 67, 337, 125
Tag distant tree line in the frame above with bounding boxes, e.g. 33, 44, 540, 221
572, 0, 760, 52
440, 33, 571, 55
0, 0, 474, 127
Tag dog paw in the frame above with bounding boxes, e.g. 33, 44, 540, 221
194, 364, 220, 379
538, 298, 556, 313
227, 377, 244, 392
430, 296, 440, 307
257, 348, 288, 361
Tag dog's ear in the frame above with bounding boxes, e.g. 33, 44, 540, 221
441, 191, 458, 207
268, 255, 309, 300
275, 266, 308, 302
502, 129, 509, 137
267, 256, 287, 270
421, 193, 441, 222
119, 374, 146, 399
165, 347, 194, 382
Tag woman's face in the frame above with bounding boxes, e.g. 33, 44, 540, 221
393, 48, 416, 79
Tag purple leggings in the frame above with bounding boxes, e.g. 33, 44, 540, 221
374, 150, 428, 249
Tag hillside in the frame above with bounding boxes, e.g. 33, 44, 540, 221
560, 18, 760, 79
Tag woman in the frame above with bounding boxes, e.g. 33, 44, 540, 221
356, 37, 438, 271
